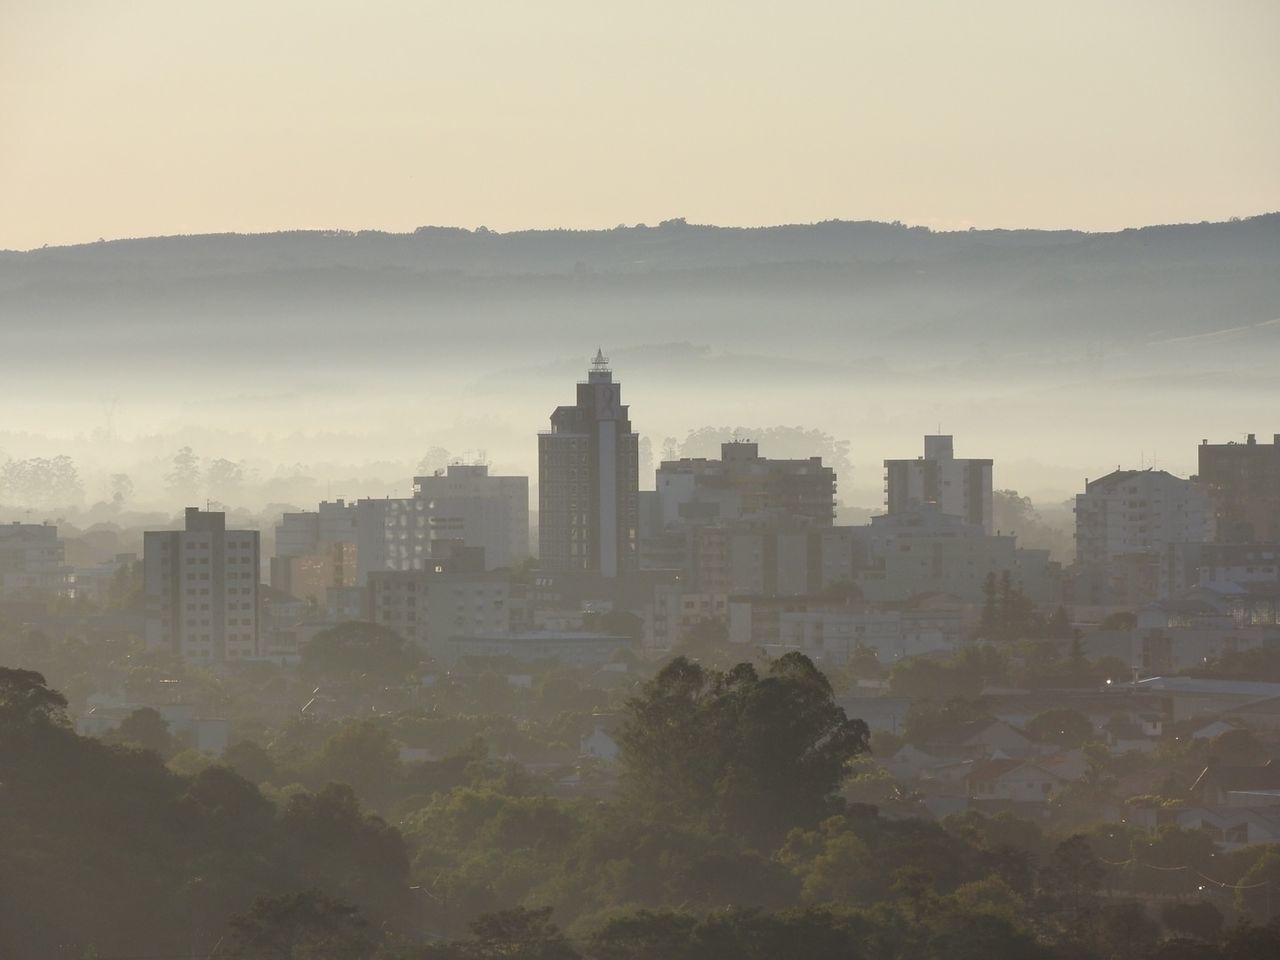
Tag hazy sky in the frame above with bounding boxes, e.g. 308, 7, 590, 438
3, 0, 1278, 250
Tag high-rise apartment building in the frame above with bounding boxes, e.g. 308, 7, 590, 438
884, 435, 993, 534
144, 508, 260, 662
538, 350, 639, 577
1075, 469, 1212, 566
1198, 433, 1280, 542
1074, 468, 1213, 604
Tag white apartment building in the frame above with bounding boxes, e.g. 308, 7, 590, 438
884, 435, 994, 534
144, 508, 260, 662
1076, 469, 1213, 566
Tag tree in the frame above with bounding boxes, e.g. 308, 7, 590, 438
586, 609, 644, 644
1236, 847, 1280, 922
206, 458, 247, 503
1099, 900, 1160, 959
308, 720, 402, 808
465, 911, 576, 960
1209, 728, 1261, 765
1161, 900, 1225, 942
302, 621, 419, 685
903, 697, 993, 745
589, 910, 696, 960
1025, 709, 1094, 749
0, 667, 69, 729
166, 446, 202, 501
1221, 919, 1280, 959
619, 653, 869, 843
109, 472, 134, 508
1039, 834, 1105, 935
226, 889, 372, 960
110, 707, 174, 757
0, 455, 83, 508
224, 738, 278, 784
417, 446, 453, 476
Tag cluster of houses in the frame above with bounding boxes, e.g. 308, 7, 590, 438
846, 676, 1280, 848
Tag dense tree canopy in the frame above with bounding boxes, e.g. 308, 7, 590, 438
620, 653, 869, 843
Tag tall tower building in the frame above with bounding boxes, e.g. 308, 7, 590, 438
538, 350, 639, 577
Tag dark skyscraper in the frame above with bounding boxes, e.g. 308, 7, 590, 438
538, 350, 639, 577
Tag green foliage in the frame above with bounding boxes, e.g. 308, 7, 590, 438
1161, 900, 1225, 942
0, 666, 69, 729
108, 706, 174, 756
1038, 835, 1105, 934
0, 678, 410, 960
226, 889, 372, 960
304, 718, 403, 809
979, 571, 1042, 641
1236, 847, 1280, 922
903, 697, 993, 744
619, 654, 869, 843
1025, 709, 1094, 749
301, 620, 420, 684
224, 738, 278, 783
889, 645, 1008, 700
1099, 611, 1137, 630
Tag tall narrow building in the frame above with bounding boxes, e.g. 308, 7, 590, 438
538, 350, 639, 577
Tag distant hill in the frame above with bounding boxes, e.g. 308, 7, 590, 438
2, 213, 1277, 397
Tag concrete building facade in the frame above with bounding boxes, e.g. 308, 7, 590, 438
1198, 433, 1280, 543
144, 508, 260, 662
884, 435, 994, 534
656, 440, 836, 528
412, 464, 529, 570
0, 522, 72, 599
1074, 468, 1213, 603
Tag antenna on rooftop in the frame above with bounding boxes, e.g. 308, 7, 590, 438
592, 347, 609, 370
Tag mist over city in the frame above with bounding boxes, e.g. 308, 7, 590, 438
2, 2, 1279, 959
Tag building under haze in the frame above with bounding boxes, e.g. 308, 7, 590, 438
144, 508, 260, 662
655, 440, 837, 527
412, 464, 529, 570
1198, 434, 1280, 543
347, 467, 529, 584
1074, 468, 1212, 603
272, 499, 359, 603
0, 522, 72, 599
538, 350, 639, 578
884, 435, 993, 534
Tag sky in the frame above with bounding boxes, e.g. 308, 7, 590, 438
2, 0, 1278, 250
